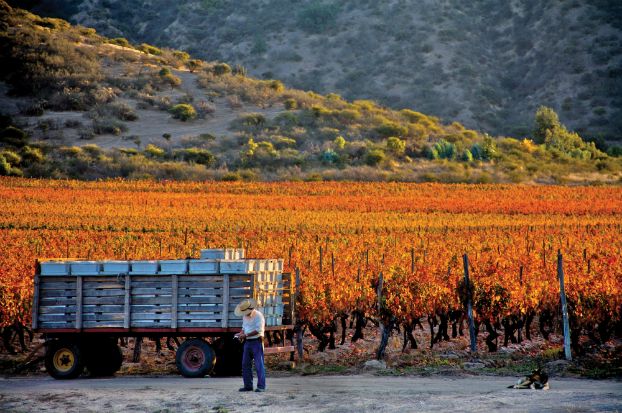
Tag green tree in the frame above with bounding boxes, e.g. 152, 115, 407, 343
534, 106, 561, 144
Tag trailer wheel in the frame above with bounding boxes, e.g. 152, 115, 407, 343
176, 339, 215, 378
45, 339, 84, 380
86, 338, 123, 377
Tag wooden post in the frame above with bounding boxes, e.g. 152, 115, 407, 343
411, 247, 415, 273
519, 265, 523, 286
376, 271, 384, 360
124, 274, 131, 329
76, 276, 83, 330
331, 253, 335, 277
221, 274, 230, 328
557, 251, 572, 361
294, 267, 303, 361
171, 274, 178, 329
463, 254, 477, 353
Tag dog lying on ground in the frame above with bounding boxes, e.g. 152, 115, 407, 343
508, 368, 549, 390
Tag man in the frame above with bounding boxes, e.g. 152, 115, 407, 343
234, 298, 266, 392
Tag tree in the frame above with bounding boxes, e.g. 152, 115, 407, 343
534, 106, 561, 144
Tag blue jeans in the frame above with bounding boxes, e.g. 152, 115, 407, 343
242, 338, 265, 390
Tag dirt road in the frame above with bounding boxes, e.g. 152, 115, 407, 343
0, 374, 620, 412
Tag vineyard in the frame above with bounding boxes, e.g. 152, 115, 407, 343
1, 177, 621, 360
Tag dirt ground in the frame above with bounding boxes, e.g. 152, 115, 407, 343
0, 374, 620, 413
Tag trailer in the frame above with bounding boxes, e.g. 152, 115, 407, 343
32, 248, 296, 379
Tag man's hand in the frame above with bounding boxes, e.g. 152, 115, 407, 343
238, 332, 246, 340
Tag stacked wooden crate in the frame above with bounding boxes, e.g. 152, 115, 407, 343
34, 249, 289, 330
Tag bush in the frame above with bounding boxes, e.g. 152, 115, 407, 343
175, 148, 216, 166
375, 122, 408, 138
334, 135, 346, 150
268, 80, 285, 92
139, 43, 163, 55
170, 104, 197, 121
386, 137, 406, 155
428, 139, 455, 160
0, 155, 12, 176
365, 149, 386, 166
284, 99, 299, 110
321, 148, 340, 164
1, 150, 21, 165
460, 149, 474, 162
213, 63, 232, 76
0, 126, 29, 147
21, 146, 45, 163
470, 137, 497, 160
108, 38, 130, 47
144, 144, 166, 158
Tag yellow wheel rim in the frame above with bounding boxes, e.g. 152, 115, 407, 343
52, 348, 75, 373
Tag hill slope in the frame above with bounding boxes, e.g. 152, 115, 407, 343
0, 2, 620, 183
15, 0, 622, 139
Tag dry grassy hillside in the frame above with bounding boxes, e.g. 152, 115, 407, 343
0, 2, 621, 183
18, 0, 622, 140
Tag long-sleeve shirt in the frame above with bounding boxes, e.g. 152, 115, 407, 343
242, 309, 265, 339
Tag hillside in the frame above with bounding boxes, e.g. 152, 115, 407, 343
15, 0, 622, 140
0, 2, 621, 183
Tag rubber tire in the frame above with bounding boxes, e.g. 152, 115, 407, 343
212, 336, 243, 377
45, 339, 84, 380
176, 339, 215, 378
86, 338, 123, 377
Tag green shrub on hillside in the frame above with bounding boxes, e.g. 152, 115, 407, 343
170, 104, 197, 121
427, 139, 455, 160
213, 63, 232, 75
387, 137, 406, 155
139, 43, 163, 55
144, 144, 166, 158
174, 148, 216, 166
0, 126, 29, 147
376, 122, 408, 138
108, 37, 130, 47
365, 149, 386, 166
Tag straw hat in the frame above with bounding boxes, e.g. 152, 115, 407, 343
234, 298, 257, 317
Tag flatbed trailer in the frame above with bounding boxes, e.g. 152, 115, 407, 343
32, 249, 296, 379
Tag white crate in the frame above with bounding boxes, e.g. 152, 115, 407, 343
40, 261, 69, 276
159, 260, 188, 274
130, 260, 159, 274
200, 248, 246, 260
254, 260, 267, 272
188, 259, 219, 274
101, 261, 130, 274
220, 260, 253, 274
70, 261, 100, 275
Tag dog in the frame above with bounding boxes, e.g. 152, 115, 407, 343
508, 368, 549, 390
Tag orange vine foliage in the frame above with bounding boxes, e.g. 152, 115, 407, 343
0, 177, 620, 334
